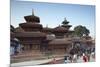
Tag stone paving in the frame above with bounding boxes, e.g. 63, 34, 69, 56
11, 54, 95, 67
11, 57, 63, 67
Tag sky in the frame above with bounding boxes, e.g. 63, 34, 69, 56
11, 0, 95, 38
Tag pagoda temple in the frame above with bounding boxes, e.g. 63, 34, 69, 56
14, 10, 46, 51
10, 10, 94, 62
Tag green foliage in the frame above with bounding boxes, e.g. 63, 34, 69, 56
74, 25, 90, 37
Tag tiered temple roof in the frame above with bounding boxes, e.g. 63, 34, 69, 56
53, 26, 68, 33
24, 10, 40, 23
15, 10, 46, 38
61, 18, 72, 29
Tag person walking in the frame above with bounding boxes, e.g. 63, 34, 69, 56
64, 56, 68, 63
64, 56, 70, 63
87, 54, 90, 62
52, 56, 56, 64
82, 53, 88, 62
69, 56, 73, 63
72, 54, 77, 63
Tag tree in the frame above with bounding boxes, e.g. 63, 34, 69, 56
83, 26, 90, 36
74, 25, 90, 37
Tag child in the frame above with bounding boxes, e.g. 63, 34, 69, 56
64, 56, 67, 63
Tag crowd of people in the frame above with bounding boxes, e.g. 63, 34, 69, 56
63, 52, 95, 63
51, 50, 95, 64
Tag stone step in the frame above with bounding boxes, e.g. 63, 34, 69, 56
11, 50, 44, 59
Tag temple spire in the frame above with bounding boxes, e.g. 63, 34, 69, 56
64, 17, 67, 21
32, 9, 34, 15
24, 9, 40, 23
46, 24, 48, 28
62, 17, 69, 25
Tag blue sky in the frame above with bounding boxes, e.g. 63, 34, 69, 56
11, 0, 95, 38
